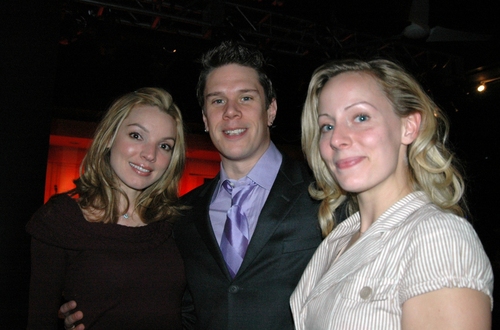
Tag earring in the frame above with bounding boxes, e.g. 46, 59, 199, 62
204, 128, 208, 133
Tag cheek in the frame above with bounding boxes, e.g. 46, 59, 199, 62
108, 150, 121, 175
318, 136, 332, 158
109, 144, 122, 164
206, 115, 218, 129
358, 128, 391, 149
108, 141, 137, 172
158, 153, 173, 171
365, 131, 400, 165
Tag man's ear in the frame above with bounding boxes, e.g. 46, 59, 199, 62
402, 112, 421, 145
202, 109, 209, 132
267, 99, 277, 126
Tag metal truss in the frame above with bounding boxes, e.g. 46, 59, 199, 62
65, 0, 401, 59
62, 0, 469, 87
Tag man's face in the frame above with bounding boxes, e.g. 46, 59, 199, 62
202, 64, 277, 171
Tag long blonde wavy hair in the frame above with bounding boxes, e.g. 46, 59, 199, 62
71, 87, 186, 224
301, 59, 466, 237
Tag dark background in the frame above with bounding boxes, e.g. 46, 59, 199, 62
2, 0, 498, 328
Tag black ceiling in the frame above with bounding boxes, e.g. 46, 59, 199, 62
53, 0, 500, 148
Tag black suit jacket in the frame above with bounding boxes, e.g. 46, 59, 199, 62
175, 154, 322, 329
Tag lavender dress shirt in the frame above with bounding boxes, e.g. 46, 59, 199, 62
209, 142, 282, 245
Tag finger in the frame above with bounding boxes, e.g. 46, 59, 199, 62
59, 300, 77, 316
64, 311, 83, 329
64, 323, 85, 330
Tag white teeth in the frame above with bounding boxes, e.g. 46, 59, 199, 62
224, 128, 246, 135
130, 163, 151, 173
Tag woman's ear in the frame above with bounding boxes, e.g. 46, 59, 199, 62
401, 112, 421, 145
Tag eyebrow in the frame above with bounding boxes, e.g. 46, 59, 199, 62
317, 113, 332, 120
344, 101, 376, 110
205, 89, 259, 99
127, 123, 149, 132
127, 123, 176, 141
317, 101, 377, 119
345, 101, 377, 111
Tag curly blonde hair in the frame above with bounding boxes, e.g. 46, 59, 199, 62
71, 87, 186, 224
301, 59, 465, 237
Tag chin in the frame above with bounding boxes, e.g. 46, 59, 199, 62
125, 181, 154, 192
336, 180, 367, 194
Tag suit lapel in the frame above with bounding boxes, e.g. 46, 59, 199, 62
237, 157, 305, 275
191, 176, 232, 278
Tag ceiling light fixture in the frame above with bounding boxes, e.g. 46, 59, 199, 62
477, 77, 500, 93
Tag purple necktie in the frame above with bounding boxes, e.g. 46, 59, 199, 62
220, 179, 257, 278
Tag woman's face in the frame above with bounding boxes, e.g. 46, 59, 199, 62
109, 105, 177, 199
317, 71, 417, 198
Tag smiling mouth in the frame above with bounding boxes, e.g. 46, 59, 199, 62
130, 163, 152, 173
224, 128, 247, 136
335, 157, 364, 170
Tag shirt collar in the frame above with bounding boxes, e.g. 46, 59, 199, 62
219, 141, 282, 191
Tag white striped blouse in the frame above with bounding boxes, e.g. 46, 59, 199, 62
290, 191, 493, 329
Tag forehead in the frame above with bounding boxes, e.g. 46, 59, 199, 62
205, 64, 262, 94
123, 105, 176, 129
325, 71, 381, 94
125, 104, 160, 120
319, 72, 386, 108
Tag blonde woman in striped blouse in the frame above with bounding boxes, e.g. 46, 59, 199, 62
292, 59, 493, 329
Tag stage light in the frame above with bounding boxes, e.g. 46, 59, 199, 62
476, 77, 500, 93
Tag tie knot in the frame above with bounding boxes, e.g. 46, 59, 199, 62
222, 179, 234, 195
222, 178, 257, 206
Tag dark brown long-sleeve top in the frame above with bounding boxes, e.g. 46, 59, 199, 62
26, 194, 185, 329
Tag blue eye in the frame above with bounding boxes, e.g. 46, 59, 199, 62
355, 114, 369, 122
320, 124, 334, 133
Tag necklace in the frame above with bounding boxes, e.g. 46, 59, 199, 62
122, 213, 130, 219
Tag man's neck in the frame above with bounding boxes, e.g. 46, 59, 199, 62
220, 142, 271, 180
221, 158, 258, 180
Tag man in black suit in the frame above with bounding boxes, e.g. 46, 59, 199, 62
176, 41, 322, 329
59, 41, 323, 330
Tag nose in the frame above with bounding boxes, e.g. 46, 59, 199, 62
141, 143, 157, 162
223, 99, 241, 119
329, 122, 351, 150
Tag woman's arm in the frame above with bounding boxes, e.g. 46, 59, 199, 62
401, 288, 491, 329
27, 238, 67, 329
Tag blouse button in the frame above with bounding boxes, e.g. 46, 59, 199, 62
359, 286, 372, 300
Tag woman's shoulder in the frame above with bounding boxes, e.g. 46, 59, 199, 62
410, 202, 473, 232
399, 199, 493, 305
26, 193, 86, 245
28, 194, 82, 227
405, 202, 487, 255
45, 193, 79, 211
